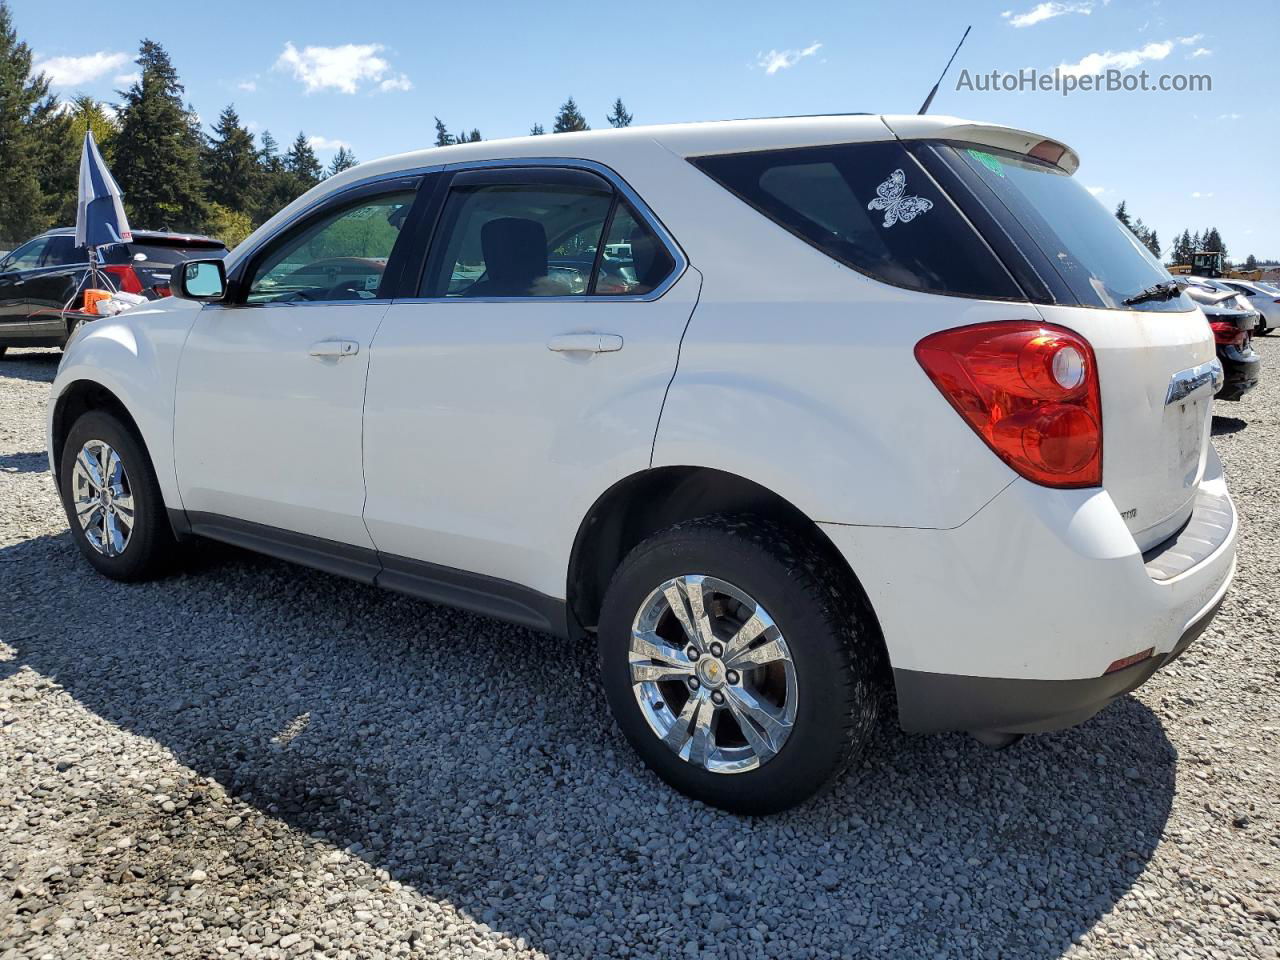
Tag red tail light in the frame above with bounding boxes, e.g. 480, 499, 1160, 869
101, 264, 143, 294
915, 321, 1103, 488
1208, 321, 1245, 346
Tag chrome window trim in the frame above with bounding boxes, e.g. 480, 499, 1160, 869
230, 156, 687, 306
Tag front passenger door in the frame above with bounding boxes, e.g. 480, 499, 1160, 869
173, 178, 423, 553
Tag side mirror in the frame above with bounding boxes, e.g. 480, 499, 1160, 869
173, 259, 227, 302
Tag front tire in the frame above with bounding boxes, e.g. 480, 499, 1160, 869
598, 515, 881, 815
58, 410, 175, 581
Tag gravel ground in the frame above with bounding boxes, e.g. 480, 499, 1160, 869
1, 342, 1277, 960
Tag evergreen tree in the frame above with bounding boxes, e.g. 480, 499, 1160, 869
112, 40, 208, 231
28, 93, 79, 226
553, 97, 589, 133
1172, 229, 1193, 265
1190, 230, 1202, 252
1204, 227, 1226, 257
530, 123, 545, 136
606, 97, 633, 128
1145, 229, 1160, 260
0, 1, 54, 240
204, 104, 260, 213
463, 128, 482, 143
1245, 254, 1258, 270
328, 146, 358, 175
254, 130, 297, 224
434, 117, 453, 147
64, 95, 118, 161
284, 131, 322, 187
1113, 200, 1131, 229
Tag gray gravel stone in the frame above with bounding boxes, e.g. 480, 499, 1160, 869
0, 344, 1277, 960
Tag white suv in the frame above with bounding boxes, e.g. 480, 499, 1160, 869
49, 115, 1237, 813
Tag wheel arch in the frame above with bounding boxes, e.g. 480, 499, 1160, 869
566, 465, 890, 679
49, 378, 178, 538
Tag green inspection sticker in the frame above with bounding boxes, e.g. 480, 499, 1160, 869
967, 149, 1006, 177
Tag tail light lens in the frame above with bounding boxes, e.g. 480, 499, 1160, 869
101, 264, 143, 294
1209, 321, 1245, 346
915, 321, 1103, 488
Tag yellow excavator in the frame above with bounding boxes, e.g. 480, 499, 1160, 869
1169, 251, 1263, 281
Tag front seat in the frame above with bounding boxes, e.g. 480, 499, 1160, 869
626, 222, 672, 294
464, 217, 547, 297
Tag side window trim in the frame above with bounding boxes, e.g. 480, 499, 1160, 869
401, 158, 686, 303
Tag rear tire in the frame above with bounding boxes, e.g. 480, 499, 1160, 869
58, 410, 176, 581
598, 515, 881, 815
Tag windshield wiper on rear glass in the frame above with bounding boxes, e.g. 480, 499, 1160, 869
1122, 280, 1183, 306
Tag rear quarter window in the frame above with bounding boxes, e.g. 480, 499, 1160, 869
690, 140, 1021, 300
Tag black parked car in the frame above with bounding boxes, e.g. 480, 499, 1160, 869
0, 228, 227, 355
1183, 279, 1262, 401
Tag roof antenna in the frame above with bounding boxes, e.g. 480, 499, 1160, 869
918, 25, 972, 115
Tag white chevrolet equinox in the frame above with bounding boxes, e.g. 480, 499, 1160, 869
49, 115, 1237, 813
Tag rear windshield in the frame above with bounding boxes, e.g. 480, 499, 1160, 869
691, 141, 1021, 300
105, 241, 227, 265
935, 144, 1192, 312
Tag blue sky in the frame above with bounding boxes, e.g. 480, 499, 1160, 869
16, 0, 1280, 258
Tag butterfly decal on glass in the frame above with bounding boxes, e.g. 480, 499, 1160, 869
866, 169, 933, 228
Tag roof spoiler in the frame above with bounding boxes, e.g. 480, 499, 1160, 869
882, 117, 1080, 175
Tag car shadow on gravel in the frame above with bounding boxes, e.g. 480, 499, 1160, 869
0, 451, 48, 473
0, 349, 59, 383
1211, 416, 1247, 436
0, 531, 1177, 959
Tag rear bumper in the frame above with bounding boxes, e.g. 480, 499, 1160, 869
1215, 342, 1260, 401
819, 447, 1236, 737
891, 593, 1223, 734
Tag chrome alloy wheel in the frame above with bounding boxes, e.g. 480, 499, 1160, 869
629, 575, 798, 774
70, 439, 134, 557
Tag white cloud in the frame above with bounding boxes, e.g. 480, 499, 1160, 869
1176, 34, 1204, 45
114, 72, 139, 86
378, 73, 412, 92
1189, 47, 1212, 58
756, 41, 822, 75
238, 80, 257, 92
32, 50, 130, 87
1058, 40, 1173, 76
1003, 2, 1094, 28
274, 41, 411, 94
1086, 185, 1106, 196
1217, 113, 1241, 120
1191, 191, 1214, 199
307, 134, 352, 151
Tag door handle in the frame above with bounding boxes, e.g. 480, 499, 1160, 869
308, 339, 360, 359
547, 333, 623, 354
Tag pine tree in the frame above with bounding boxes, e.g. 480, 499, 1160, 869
434, 117, 453, 147
112, 40, 208, 231
1145, 229, 1160, 259
1190, 230, 1202, 252
254, 130, 296, 224
1245, 254, 1258, 269
328, 146, 358, 175
1113, 200, 1131, 229
553, 97, 589, 133
530, 123, 545, 136
204, 104, 260, 213
606, 97, 633, 128
284, 132, 322, 187
465, 128, 482, 143
0, 1, 54, 240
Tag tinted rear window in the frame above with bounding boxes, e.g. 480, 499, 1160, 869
105, 241, 228, 265
939, 144, 1192, 312
691, 140, 1021, 300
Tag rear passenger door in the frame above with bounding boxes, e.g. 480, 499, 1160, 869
362, 163, 699, 605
